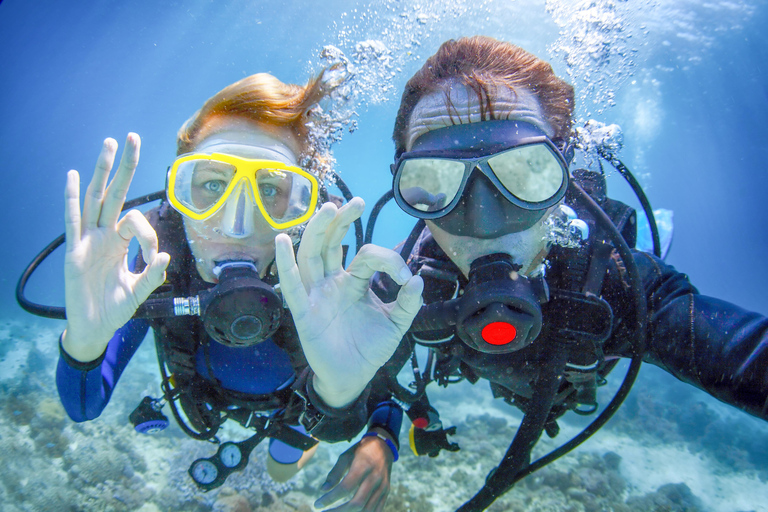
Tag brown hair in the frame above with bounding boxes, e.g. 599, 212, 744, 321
177, 72, 327, 155
393, 36, 574, 153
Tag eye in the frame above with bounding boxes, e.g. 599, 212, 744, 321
260, 184, 278, 198
203, 180, 227, 193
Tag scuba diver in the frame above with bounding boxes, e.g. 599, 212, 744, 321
40, 71, 423, 510
365, 36, 768, 511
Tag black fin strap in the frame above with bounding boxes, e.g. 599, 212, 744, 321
457, 350, 567, 512
269, 421, 319, 451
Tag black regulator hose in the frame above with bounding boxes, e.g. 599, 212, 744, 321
331, 172, 364, 254
157, 352, 220, 442
458, 349, 568, 512
16, 190, 166, 320
597, 147, 661, 258
365, 189, 394, 245
573, 180, 648, 354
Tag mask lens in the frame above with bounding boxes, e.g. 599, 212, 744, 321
488, 144, 564, 203
173, 159, 236, 214
398, 158, 465, 213
255, 168, 313, 224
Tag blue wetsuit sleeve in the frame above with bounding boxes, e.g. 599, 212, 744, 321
630, 251, 768, 421
368, 401, 404, 449
56, 318, 150, 422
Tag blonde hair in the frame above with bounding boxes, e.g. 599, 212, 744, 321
177, 72, 327, 156
393, 36, 574, 153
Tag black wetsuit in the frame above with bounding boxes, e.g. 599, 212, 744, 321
372, 225, 768, 423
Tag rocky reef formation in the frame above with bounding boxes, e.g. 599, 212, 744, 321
1, 318, 765, 511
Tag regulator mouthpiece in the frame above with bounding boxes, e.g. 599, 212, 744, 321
201, 261, 284, 347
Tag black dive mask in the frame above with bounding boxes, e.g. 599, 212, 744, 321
136, 261, 283, 348
392, 121, 572, 239
432, 171, 548, 238
411, 253, 548, 354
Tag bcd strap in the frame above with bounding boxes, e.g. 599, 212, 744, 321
269, 421, 319, 451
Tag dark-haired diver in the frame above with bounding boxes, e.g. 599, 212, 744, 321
365, 36, 768, 511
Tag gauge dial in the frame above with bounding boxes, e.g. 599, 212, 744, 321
220, 443, 242, 468
190, 459, 218, 485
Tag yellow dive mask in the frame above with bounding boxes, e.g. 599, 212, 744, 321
166, 152, 319, 231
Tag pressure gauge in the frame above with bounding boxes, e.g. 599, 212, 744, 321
190, 459, 218, 485
220, 443, 242, 468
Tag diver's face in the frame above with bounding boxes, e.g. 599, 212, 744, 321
405, 84, 560, 277
182, 118, 304, 282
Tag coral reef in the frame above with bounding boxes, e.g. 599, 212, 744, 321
0, 318, 766, 511
625, 483, 702, 512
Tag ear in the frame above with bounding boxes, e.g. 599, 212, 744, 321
554, 137, 576, 167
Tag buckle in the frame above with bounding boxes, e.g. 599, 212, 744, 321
295, 388, 326, 434
545, 289, 614, 343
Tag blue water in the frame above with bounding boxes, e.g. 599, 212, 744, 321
1, 0, 767, 510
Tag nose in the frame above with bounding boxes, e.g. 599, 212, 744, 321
219, 179, 256, 238
433, 166, 548, 238
461, 168, 511, 238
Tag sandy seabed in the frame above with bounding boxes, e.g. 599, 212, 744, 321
1, 318, 766, 512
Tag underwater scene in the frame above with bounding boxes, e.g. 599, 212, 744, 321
1, 0, 768, 511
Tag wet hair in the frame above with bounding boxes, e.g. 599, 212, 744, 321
393, 36, 575, 153
177, 72, 327, 156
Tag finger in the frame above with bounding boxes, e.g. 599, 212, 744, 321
320, 447, 354, 492
296, 202, 337, 286
134, 251, 170, 304
316, 480, 353, 509
346, 244, 414, 285
82, 138, 117, 229
64, 170, 82, 252
324, 476, 379, 512
275, 233, 309, 314
373, 490, 389, 512
363, 484, 388, 512
116, 210, 167, 302
322, 197, 364, 275
315, 449, 356, 509
100, 132, 140, 227
388, 275, 424, 334
117, 209, 159, 260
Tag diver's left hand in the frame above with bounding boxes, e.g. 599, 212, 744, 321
314, 430, 395, 512
275, 198, 423, 408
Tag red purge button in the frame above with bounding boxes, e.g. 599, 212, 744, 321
412, 417, 429, 429
481, 322, 517, 345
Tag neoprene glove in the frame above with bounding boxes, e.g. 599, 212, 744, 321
408, 424, 460, 457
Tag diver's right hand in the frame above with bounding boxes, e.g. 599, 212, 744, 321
62, 134, 170, 362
